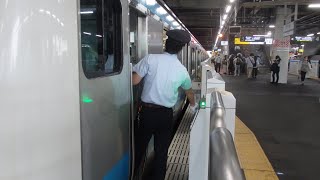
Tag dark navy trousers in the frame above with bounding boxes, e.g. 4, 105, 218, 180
135, 105, 173, 180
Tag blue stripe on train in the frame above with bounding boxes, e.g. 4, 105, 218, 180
103, 152, 130, 180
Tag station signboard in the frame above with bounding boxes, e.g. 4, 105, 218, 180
283, 22, 295, 37
221, 41, 228, 46
241, 36, 265, 42
265, 38, 273, 45
229, 26, 241, 34
235, 37, 273, 45
294, 36, 313, 42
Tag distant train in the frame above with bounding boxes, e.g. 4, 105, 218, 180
0, 0, 208, 180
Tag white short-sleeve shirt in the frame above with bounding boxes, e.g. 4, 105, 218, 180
133, 53, 192, 108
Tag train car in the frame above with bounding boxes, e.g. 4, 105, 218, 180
0, 0, 208, 180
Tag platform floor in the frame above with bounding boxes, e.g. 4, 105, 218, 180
235, 117, 278, 180
224, 73, 320, 180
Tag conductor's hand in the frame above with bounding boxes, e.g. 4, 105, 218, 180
190, 103, 199, 113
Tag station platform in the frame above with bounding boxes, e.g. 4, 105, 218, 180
223, 73, 320, 180
161, 71, 320, 180
164, 104, 278, 180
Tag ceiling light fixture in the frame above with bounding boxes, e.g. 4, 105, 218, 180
223, 14, 227, 20
156, 7, 167, 15
230, 0, 235, 3
307, 33, 314, 37
83, 32, 91, 35
226, 5, 232, 13
80, 11, 94, 14
172, 21, 179, 26
267, 31, 272, 36
269, 25, 275, 28
317, 32, 320, 35
146, 0, 157, 6
308, 4, 320, 8
222, 20, 225, 25
166, 15, 174, 21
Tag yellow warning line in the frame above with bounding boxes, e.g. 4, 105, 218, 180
235, 117, 279, 180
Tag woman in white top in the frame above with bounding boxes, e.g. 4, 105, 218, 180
298, 56, 312, 85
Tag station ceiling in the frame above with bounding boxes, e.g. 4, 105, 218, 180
163, 0, 226, 50
164, 0, 320, 50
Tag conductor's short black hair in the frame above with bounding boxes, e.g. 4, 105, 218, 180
165, 38, 186, 54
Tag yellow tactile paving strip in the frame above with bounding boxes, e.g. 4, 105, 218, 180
235, 117, 279, 180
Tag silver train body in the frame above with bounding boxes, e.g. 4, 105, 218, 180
0, 0, 208, 180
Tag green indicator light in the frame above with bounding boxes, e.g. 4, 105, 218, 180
82, 96, 93, 103
199, 96, 206, 109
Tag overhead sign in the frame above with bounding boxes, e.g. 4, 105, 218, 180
229, 26, 241, 34
221, 41, 228, 46
294, 36, 313, 42
283, 22, 295, 37
241, 36, 265, 42
235, 37, 273, 45
265, 38, 273, 45
235, 38, 249, 45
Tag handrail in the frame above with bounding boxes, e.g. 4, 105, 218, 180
210, 92, 225, 132
209, 92, 246, 180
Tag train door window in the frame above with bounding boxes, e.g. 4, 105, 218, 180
80, 0, 122, 78
191, 48, 195, 74
177, 50, 182, 63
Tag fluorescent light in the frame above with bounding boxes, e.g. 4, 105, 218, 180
308, 4, 320, 8
269, 25, 275, 28
226, 5, 232, 13
146, 0, 157, 6
81, 11, 94, 14
166, 15, 174, 21
222, 20, 225, 25
230, 0, 235, 2
83, 32, 91, 35
307, 34, 314, 36
317, 32, 320, 35
156, 7, 167, 15
223, 14, 227, 20
172, 21, 179, 26
96, 35, 102, 37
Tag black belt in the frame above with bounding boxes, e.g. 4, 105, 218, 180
141, 102, 169, 109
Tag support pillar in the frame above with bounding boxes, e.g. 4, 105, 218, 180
271, 7, 290, 84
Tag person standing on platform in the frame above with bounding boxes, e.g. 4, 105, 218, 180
228, 54, 235, 75
132, 29, 198, 180
251, 55, 260, 79
214, 54, 222, 73
270, 59, 280, 84
298, 56, 312, 85
246, 53, 254, 78
233, 53, 242, 76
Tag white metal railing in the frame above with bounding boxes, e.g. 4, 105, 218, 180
189, 62, 245, 180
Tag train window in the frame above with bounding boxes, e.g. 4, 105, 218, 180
80, 0, 122, 78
